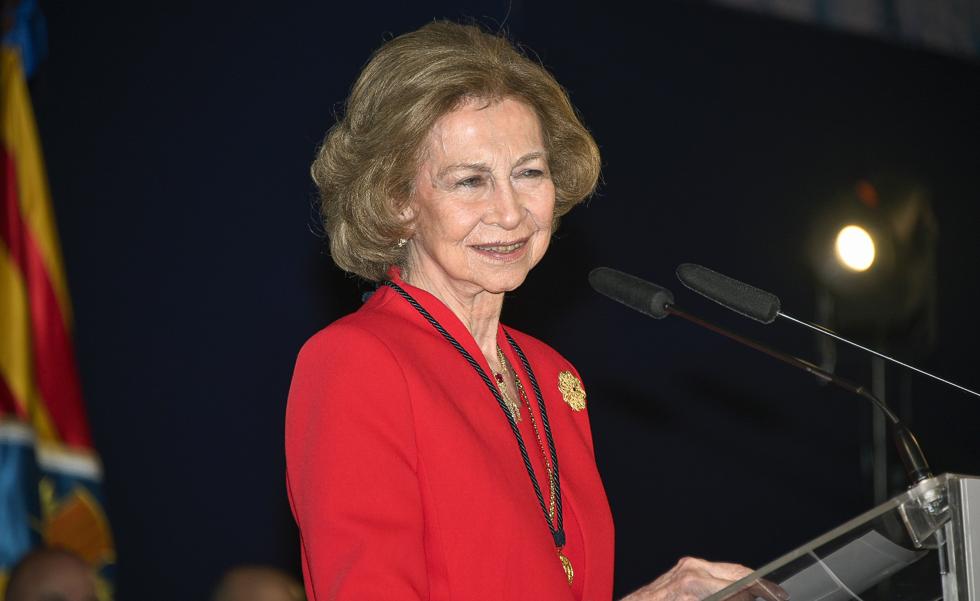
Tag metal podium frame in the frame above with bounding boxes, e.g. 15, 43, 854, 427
707, 473, 979, 601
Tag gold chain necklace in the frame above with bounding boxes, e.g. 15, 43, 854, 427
494, 346, 522, 423
501, 351, 556, 522
500, 349, 572, 585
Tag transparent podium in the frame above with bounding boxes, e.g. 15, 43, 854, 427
708, 473, 980, 601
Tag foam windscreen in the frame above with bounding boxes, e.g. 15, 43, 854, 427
588, 267, 674, 319
675, 263, 780, 323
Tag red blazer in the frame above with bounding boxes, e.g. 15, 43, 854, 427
285, 273, 615, 600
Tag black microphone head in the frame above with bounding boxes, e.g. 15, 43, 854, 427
588, 267, 674, 319
675, 263, 780, 323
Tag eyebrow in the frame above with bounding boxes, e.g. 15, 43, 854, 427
437, 162, 491, 178
436, 151, 546, 178
515, 151, 546, 166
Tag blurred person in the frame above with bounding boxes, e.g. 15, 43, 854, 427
212, 566, 305, 601
3, 547, 97, 601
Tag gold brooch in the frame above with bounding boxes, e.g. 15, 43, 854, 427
558, 371, 586, 411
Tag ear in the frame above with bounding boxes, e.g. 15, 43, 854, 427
399, 202, 416, 223
395, 197, 417, 235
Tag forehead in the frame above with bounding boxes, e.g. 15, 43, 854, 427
422, 97, 544, 163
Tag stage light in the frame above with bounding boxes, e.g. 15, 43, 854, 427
808, 176, 936, 330
834, 225, 876, 271
807, 175, 938, 367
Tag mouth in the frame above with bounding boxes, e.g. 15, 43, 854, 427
471, 239, 529, 259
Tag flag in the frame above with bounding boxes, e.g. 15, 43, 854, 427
1, 1, 114, 596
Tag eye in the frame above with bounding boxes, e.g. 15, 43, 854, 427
518, 169, 545, 178
456, 176, 484, 188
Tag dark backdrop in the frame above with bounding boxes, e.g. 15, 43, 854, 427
30, 1, 980, 599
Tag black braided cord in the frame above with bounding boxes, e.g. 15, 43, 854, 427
504, 329, 564, 543
383, 280, 565, 548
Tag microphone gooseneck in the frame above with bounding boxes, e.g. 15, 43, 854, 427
590, 267, 933, 486
675, 263, 980, 400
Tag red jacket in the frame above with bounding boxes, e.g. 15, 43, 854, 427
285, 273, 615, 600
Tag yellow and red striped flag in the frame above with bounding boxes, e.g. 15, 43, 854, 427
1, 1, 114, 596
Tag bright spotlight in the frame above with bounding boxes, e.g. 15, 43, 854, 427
809, 175, 937, 358
835, 225, 876, 271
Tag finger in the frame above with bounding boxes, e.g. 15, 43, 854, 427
679, 572, 747, 599
701, 561, 754, 581
665, 558, 769, 601
676, 558, 754, 582
723, 577, 790, 601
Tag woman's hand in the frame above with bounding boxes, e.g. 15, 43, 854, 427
620, 556, 786, 601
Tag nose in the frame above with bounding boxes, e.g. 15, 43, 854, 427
486, 180, 524, 229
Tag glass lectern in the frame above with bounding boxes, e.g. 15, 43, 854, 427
708, 473, 979, 601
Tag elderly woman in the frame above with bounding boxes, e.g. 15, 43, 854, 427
286, 21, 753, 601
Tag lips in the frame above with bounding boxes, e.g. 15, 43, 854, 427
470, 238, 532, 262
473, 241, 526, 253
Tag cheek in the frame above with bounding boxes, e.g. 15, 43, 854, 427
427, 203, 484, 245
534, 185, 557, 227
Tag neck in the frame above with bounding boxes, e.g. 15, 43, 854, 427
402, 268, 504, 362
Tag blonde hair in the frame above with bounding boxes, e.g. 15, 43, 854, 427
312, 21, 601, 281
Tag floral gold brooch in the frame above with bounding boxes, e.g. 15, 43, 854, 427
557, 371, 586, 411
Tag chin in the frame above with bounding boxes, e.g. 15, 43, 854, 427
478, 270, 532, 294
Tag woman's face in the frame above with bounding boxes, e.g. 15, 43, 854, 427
404, 97, 556, 300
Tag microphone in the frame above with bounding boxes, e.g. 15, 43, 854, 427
675, 263, 780, 323
588, 267, 674, 319
589, 267, 933, 486
675, 263, 980, 400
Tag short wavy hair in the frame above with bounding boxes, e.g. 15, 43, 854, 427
312, 21, 601, 281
